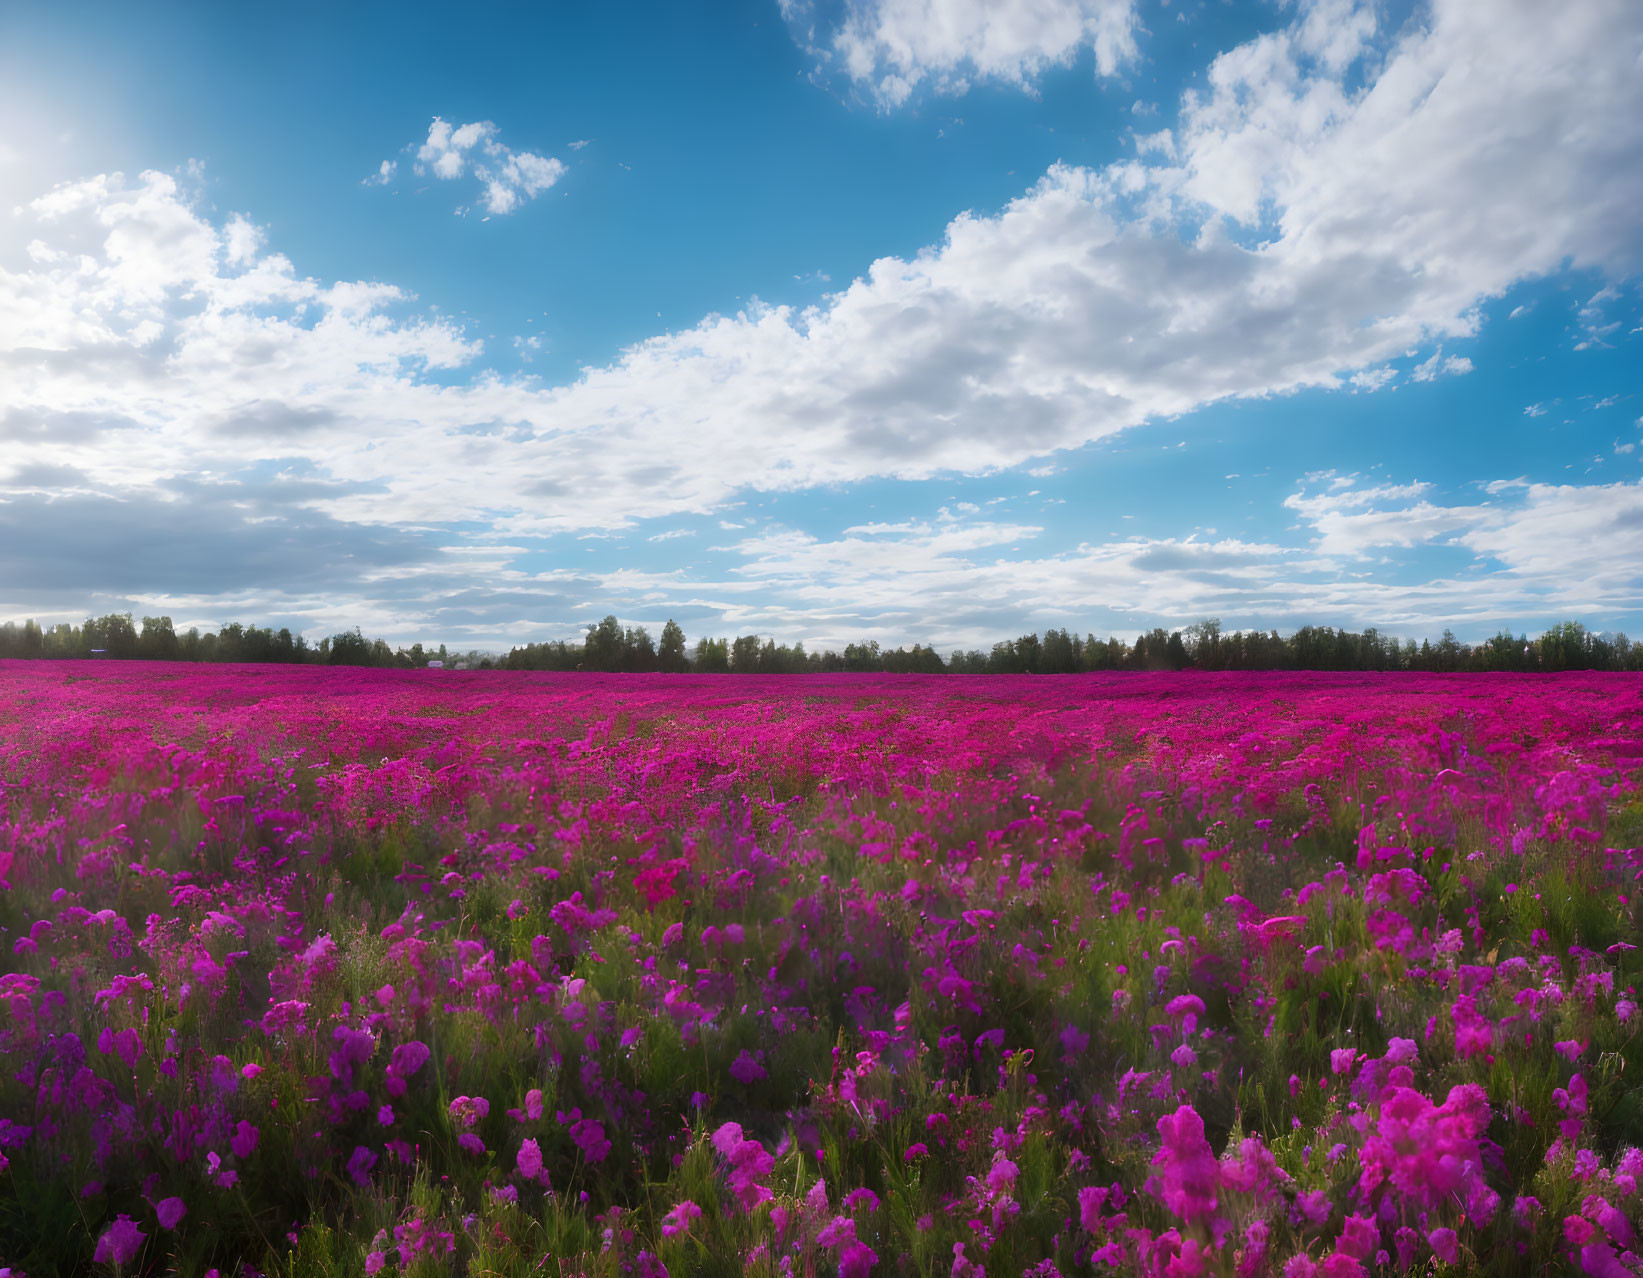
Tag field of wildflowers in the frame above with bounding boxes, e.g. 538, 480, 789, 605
0, 662, 1639, 1277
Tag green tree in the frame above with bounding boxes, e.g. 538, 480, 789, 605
584, 615, 625, 671
658, 619, 688, 672
326, 628, 374, 665
624, 625, 657, 672
730, 634, 763, 673
138, 615, 179, 661
693, 636, 729, 672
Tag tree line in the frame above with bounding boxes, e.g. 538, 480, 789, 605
1, 612, 1639, 674
508, 616, 1643, 674
0, 615, 492, 670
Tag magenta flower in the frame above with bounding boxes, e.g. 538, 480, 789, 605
112, 1026, 142, 1068
660, 1199, 703, 1237
711, 1122, 775, 1212
1357, 1084, 1491, 1208
1151, 1105, 1220, 1226
838, 1239, 877, 1277
448, 1095, 489, 1128
93, 1215, 145, 1265
230, 1120, 259, 1159
1335, 1214, 1377, 1260
386, 1040, 431, 1097
569, 1118, 610, 1163
729, 1049, 766, 1084
985, 1157, 1018, 1194
517, 1137, 543, 1180
155, 1196, 186, 1230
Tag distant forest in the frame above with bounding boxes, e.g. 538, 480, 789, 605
1, 612, 1640, 673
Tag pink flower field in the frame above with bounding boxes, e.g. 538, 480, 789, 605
0, 662, 1640, 1277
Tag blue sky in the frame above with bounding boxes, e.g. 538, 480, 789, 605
1, 0, 1640, 651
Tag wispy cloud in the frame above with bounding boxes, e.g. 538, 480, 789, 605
1410, 348, 1473, 382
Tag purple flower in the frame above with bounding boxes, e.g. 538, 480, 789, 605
230, 1120, 259, 1159
347, 1145, 378, 1185
112, 1027, 142, 1069
517, 1137, 543, 1180
569, 1118, 610, 1163
729, 1050, 766, 1085
155, 1196, 186, 1230
386, 1040, 431, 1096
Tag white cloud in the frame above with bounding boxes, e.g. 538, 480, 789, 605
1524, 403, 1549, 417
372, 118, 564, 215
4, 1, 1643, 639
1410, 347, 1472, 381
661, 479, 1643, 645
417, 118, 496, 179
11, 3, 1641, 538
1278, 473, 1643, 617
782, 0, 1139, 108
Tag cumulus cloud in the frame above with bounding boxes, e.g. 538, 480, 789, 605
3, 0, 1642, 639
782, 0, 1140, 108
376, 117, 565, 215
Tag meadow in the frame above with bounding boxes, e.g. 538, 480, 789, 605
0, 662, 1639, 1276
